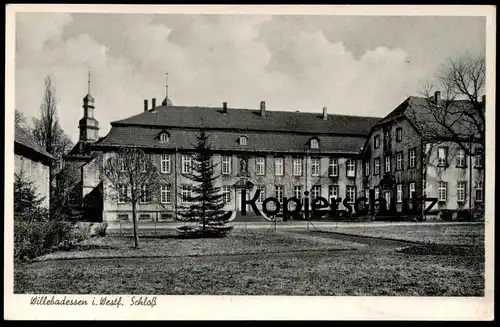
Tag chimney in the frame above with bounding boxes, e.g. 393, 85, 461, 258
152, 98, 156, 109
434, 91, 441, 104
222, 102, 228, 115
322, 107, 328, 120
144, 99, 148, 112
260, 101, 266, 117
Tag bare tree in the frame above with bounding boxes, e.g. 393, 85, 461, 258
103, 147, 165, 248
15, 109, 29, 131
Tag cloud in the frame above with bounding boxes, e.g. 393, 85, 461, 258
15, 13, 484, 144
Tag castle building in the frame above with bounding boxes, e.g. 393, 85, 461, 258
65, 77, 485, 222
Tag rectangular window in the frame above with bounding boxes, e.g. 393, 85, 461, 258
256, 157, 265, 176
160, 154, 171, 174
182, 155, 192, 174
456, 149, 466, 168
396, 128, 402, 142
364, 188, 370, 204
311, 158, 320, 176
222, 156, 232, 175
374, 135, 380, 149
457, 181, 466, 203
256, 185, 266, 203
364, 161, 370, 176
118, 184, 128, 203
346, 186, 356, 204
160, 213, 174, 221
385, 156, 391, 173
409, 148, 416, 168
438, 147, 448, 167
311, 185, 321, 200
438, 182, 447, 202
139, 184, 150, 203
396, 152, 403, 171
222, 185, 231, 203
329, 158, 338, 177
374, 187, 380, 200
293, 185, 303, 200
475, 154, 483, 168
397, 184, 403, 203
139, 214, 151, 221
329, 185, 339, 200
275, 185, 284, 203
293, 158, 302, 176
374, 158, 381, 175
160, 184, 171, 204
475, 181, 483, 202
274, 157, 284, 176
117, 214, 129, 221
409, 182, 416, 198
346, 159, 356, 177
181, 185, 191, 203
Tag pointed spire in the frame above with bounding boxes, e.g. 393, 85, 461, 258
161, 72, 172, 106
88, 68, 91, 94
83, 68, 95, 106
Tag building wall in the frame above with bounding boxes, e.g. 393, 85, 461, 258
14, 153, 51, 208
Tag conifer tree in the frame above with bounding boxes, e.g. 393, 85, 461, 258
177, 129, 232, 237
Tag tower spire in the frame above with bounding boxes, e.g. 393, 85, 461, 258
88, 68, 91, 94
161, 72, 173, 106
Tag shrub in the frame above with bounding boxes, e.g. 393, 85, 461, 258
92, 222, 108, 237
177, 222, 234, 239
70, 222, 93, 243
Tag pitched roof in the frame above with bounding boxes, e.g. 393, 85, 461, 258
112, 105, 381, 136
96, 126, 366, 154
14, 125, 55, 160
373, 96, 482, 140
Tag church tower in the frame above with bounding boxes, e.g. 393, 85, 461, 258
78, 69, 100, 142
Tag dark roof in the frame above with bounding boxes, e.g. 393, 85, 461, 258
14, 125, 55, 160
112, 105, 381, 136
96, 126, 366, 154
373, 96, 482, 140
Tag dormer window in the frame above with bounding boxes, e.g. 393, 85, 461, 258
159, 132, 170, 143
239, 136, 248, 146
310, 138, 319, 149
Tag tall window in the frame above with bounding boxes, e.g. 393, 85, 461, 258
160, 154, 171, 174
139, 184, 149, 203
160, 184, 171, 204
409, 148, 416, 168
475, 181, 483, 202
396, 152, 403, 170
182, 155, 192, 174
118, 184, 128, 203
274, 158, 284, 176
374, 158, 380, 175
409, 182, 416, 197
329, 185, 339, 200
457, 181, 466, 203
438, 147, 448, 166
311, 158, 320, 176
364, 161, 370, 176
456, 149, 466, 167
222, 185, 231, 203
294, 185, 303, 200
385, 156, 391, 173
119, 157, 126, 172
256, 185, 266, 203
396, 128, 402, 142
311, 185, 321, 200
222, 156, 232, 175
374, 187, 380, 200
275, 185, 284, 204
256, 157, 265, 175
397, 184, 403, 203
310, 139, 319, 149
346, 186, 356, 204
475, 154, 483, 168
438, 182, 447, 202
160, 133, 169, 143
374, 135, 380, 149
293, 158, 302, 176
364, 188, 370, 204
329, 158, 338, 177
181, 185, 191, 203
346, 159, 355, 177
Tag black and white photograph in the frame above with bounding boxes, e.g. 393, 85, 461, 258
5, 4, 495, 320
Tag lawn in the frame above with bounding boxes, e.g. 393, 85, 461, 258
328, 223, 485, 246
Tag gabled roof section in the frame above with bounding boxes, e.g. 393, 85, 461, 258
14, 125, 55, 160
112, 105, 382, 136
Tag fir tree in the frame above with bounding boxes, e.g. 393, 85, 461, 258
177, 129, 232, 237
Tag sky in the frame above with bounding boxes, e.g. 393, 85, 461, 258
15, 12, 486, 143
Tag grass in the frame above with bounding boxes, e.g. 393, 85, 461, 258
328, 224, 484, 246
14, 226, 485, 296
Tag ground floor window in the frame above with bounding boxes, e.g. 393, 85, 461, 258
181, 185, 191, 203
117, 214, 129, 221
346, 186, 356, 204
475, 181, 483, 202
329, 185, 339, 200
438, 181, 448, 202
256, 185, 266, 203
311, 185, 321, 201
275, 185, 284, 204
139, 213, 151, 221
397, 184, 403, 203
457, 181, 466, 203
222, 185, 231, 204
